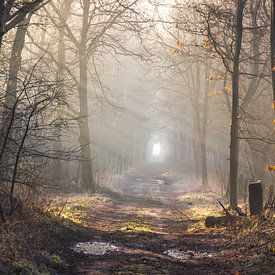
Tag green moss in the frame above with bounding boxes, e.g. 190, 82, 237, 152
40, 251, 63, 266
120, 220, 154, 234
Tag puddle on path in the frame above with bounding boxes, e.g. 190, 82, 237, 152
164, 249, 215, 262
72, 242, 119, 255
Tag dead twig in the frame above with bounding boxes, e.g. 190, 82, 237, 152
58, 199, 68, 216
173, 207, 192, 221
217, 200, 231, 216
235, 207, 246, 216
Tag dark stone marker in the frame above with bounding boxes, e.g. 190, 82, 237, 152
249, 181, 263, 215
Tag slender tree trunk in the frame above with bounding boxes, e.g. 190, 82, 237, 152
201, 64, 209, 186
192, 108, 201, 180
192, 62, 202, 182
229, 0, 244, 208
271, 0, 275, 102
0, 0, 5, 49
1, 16, 30, 162
76, 0, 95, 193
53, 24, 65, 185
53, 2, 72, 185
78, 56, 95, 193
4, 16, 31, 208
5, 17, 30, 108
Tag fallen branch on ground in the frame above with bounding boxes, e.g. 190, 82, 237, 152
205, 215, 243, 228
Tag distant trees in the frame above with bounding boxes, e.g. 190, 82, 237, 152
46, 0, 143, 192
150, 0, 274, 205
16, 0, 150, 192
0, 0, 74, 213
185, 0, 274, 207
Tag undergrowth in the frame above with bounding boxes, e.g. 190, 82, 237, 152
0, 196, 87, 274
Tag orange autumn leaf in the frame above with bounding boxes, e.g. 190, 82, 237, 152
207, 75, 214, 82
208, 89, 217, 96
266, 166, 275, 172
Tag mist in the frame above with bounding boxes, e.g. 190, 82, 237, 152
0, 0, 274, 274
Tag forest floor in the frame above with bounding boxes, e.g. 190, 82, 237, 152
1, 168, 274, 274
48, 168, 275, 275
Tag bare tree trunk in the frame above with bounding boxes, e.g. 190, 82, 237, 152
0, 16, 31, 172
78, 56, 95, 193
5, 17, 30, 109
77, 0, 95, 193
229, 0, 245, 208
192, 107, 201, 181
53, 1, 72, 185
4, 16, 31, 208
201, 64, 209, 186
192, 62, 202, 182
271, 0, 275, 102
0, 0, 4, 49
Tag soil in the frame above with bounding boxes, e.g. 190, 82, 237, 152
56, 169, 275, 275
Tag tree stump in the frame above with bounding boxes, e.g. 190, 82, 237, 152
249, 181, 263, 215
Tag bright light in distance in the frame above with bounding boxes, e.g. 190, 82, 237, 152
152, 143, 161, 157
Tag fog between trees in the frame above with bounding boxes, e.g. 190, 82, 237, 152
0, 0, 274, 211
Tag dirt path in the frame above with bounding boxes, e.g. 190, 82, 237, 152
60, 170, 274, 275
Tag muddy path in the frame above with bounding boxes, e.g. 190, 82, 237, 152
59, 170, 274, 274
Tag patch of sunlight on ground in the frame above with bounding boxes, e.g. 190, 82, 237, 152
120, 220, 154, 234
48, 196, 91, 226
186, 205, 222, 220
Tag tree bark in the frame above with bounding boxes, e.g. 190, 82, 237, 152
0, 0, 5, 49
77, 0, 95, 193
201, 63, 209, 186
5, 16, 30, 107
192, 62, 202, 182
249, 181, 263, 215
53, 1, 72, 185
0, 16, 31, 174
271, 0, 275, 102
4, 16, 32, 208
229, 0, 245, 209
78, 56, 95, 193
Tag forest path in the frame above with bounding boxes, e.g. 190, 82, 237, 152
61, 170, 270, 275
